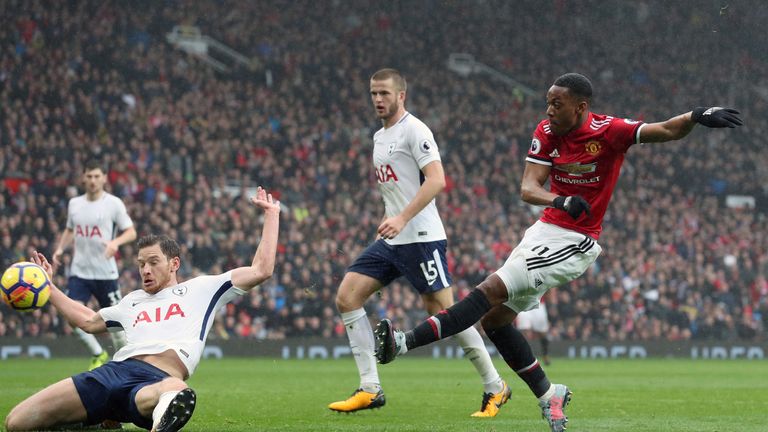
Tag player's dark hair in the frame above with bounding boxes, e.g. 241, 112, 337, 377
137, 234, 181, 260
371, 68, 407, 92
554, 73, 593, 101
83, 159, 105, 173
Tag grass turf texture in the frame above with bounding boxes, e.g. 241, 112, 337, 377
1, 357, 766, 431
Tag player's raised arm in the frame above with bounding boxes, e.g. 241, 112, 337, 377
231, 186, 281, 290
30, 251, 107, 334
640, 106, 742, 143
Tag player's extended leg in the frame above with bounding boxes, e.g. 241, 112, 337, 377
4, 377, 88, 431
421, 288, 509, 418
375, 273, 508, 364
482, 307, 570, 432
328, 272, 386, 413
135, 377, 195, 432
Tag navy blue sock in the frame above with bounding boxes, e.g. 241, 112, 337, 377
405, 289, 491, 349
486, 324, 551, 398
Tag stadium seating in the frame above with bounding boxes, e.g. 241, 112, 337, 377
1, 0, 766, 343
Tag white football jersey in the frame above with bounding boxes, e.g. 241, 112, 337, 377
66, 193, 133, 279
372, 112, 447, 245
99, 271, 245, 377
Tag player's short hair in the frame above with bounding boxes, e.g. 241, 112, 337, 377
554, 73, 593, 102
83, 159, 105, 173
371, 68, 407, 92
137, 234, 181, 260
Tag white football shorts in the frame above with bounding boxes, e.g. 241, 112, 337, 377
495, 220, 602, 313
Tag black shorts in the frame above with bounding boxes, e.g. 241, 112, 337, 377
71, 359, 170, 430
66, 276, 120, 308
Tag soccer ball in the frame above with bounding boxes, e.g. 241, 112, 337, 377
1, 261, 51, 311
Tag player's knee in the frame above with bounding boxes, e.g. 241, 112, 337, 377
159, 377, 188, 393
480, 306, 517, 332
334, 290, 365, 312
334, 292, 351, 311
475, 274, 509, 306
5, 407, 24, 431
479, 314, 500, 332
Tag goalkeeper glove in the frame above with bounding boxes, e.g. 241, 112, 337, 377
691, 107, 743, 128
553, 196, 591, 220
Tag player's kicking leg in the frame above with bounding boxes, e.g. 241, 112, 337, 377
376, 273, 573, 430
379, 313, 572, 431
375, 317, 405, 364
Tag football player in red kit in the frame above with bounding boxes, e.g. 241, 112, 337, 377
375, 73, 742, 432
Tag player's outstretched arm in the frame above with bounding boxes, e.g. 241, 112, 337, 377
231, 186, 281, 290
30, 251, 107, 334
640, 107, 742, 143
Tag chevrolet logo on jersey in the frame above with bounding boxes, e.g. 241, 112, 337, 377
554, 162, 597, 176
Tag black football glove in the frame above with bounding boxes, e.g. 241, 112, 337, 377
691, 107, 743, 128
553, 195, 591, 220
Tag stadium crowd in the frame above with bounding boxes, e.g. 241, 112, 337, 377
1, 0, 767, 345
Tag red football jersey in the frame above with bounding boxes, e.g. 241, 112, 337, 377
526, 112, 643, 239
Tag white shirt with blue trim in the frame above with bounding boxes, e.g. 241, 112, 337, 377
66, 192, 134, 280
372, 111, 447, 245
99, 271, 244, 377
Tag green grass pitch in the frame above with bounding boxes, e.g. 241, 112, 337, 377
1, 357, 766, 431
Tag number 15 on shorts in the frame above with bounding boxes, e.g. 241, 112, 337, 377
418, 248, 449, 289
420, 259, 439, 286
